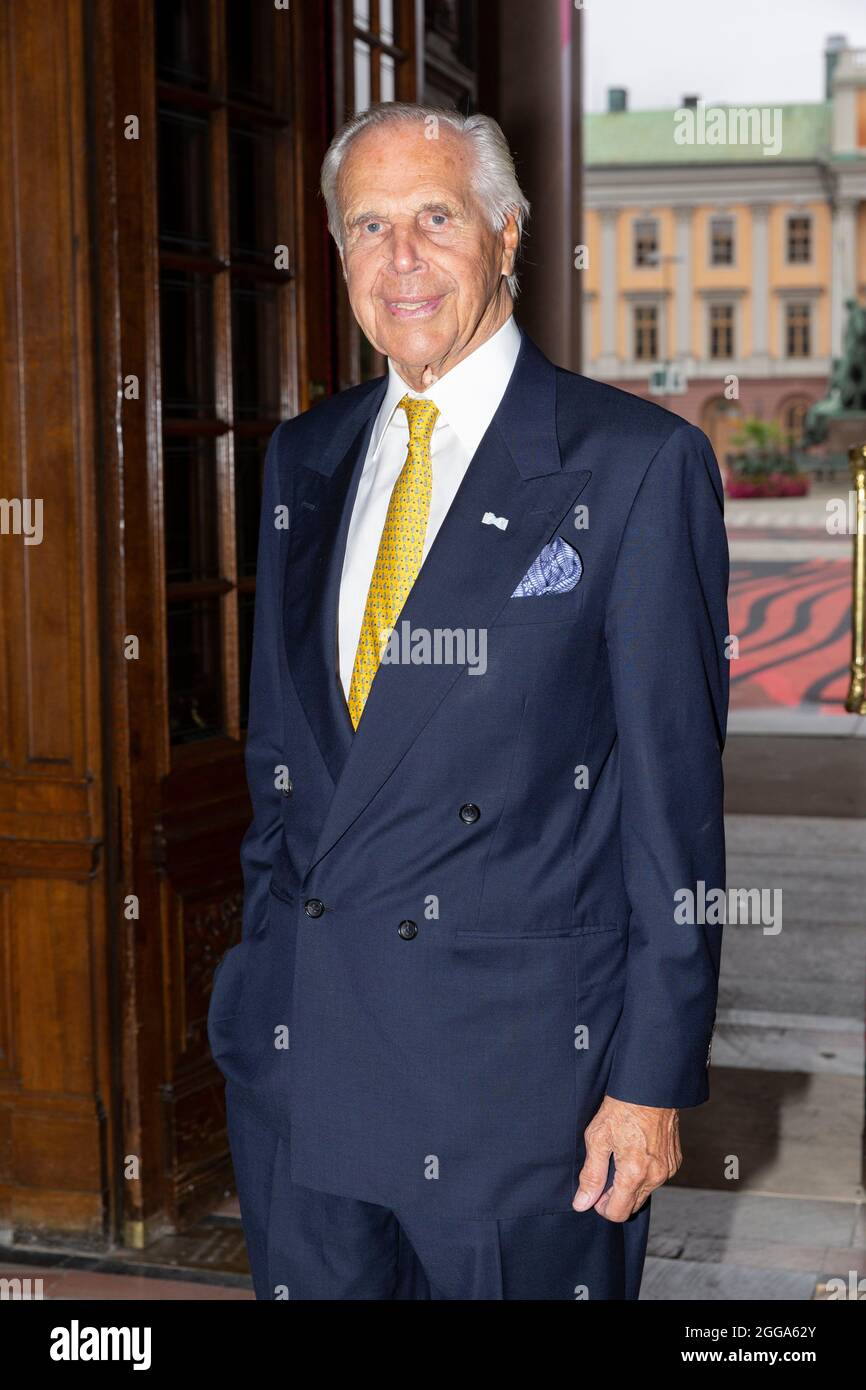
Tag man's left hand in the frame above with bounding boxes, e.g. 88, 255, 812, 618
572, 1096, 682, 1221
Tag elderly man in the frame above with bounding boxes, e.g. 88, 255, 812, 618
208, 102, 729, 1301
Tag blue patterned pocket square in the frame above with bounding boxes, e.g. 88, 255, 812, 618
511, 535, 583, 597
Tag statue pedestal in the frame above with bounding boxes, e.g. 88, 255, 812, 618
823, 417, 866, 450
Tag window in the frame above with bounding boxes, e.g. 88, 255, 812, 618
785, 302, 812, 358
351, 0, 410, 113
786, 215, 812, 264
634, 305, 658, 361
709, 216, 734, 266
634, 219, 659, 267
155, 0, 296, 744
709, 303, 735, 358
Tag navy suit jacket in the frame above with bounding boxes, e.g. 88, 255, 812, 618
208, 327, 730, 1219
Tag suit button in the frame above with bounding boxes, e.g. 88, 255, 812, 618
397, 920, 418, 940
304, 898, 324, 918
459, 802, 481, 824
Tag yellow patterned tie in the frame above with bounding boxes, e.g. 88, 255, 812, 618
347, 395, 439, 728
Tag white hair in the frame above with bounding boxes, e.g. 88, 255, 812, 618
320, 102, 530, 298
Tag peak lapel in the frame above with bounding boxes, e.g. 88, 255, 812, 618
306, 333, 591, 872
282, 381, 386, 785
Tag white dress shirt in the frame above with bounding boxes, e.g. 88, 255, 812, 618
337, 314, 522, 701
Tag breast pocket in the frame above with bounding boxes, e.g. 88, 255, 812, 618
494, 586, 585, 626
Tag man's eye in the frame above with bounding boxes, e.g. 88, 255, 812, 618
429, 213, 448, 227
363, 221, 383, 234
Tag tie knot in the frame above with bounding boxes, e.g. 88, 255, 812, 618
399, 394, 439, 446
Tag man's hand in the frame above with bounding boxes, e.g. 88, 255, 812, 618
573, 1096, 682, 1222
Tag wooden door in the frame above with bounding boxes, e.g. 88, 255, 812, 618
90, 0, 337, 1242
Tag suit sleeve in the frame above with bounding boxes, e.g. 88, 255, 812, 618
239, 422, 288, 941
603, 422, 730, 1108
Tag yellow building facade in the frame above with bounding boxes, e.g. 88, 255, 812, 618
583, 40, 866, 467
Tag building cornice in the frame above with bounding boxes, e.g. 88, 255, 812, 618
585, 160, 830, 207
696, 286, 749, 298
622, 287, 673, 300
771, 284, 825, 297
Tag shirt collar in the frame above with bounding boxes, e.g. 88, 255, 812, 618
369, 314, 522, 463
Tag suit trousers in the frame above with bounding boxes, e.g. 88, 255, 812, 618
225, 1081, 651, 1301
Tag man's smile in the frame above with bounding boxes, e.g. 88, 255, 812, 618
381, 294, 447, 320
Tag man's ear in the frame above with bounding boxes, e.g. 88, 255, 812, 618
500, 210, 520, 277
500, 211, 522, 279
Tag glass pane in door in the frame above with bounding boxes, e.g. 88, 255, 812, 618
163, 437, 220, 584
229, 124, 278, 263
155, 0, 210, 87
158, 109, 212, 253
227, 0, 276, 106
167, 599, 223, 742
232, 283, 281, 420
160, 271, 215, 419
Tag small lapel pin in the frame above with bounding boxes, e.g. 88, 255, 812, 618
482, 511, 509, 530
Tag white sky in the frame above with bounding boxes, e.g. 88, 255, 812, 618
584, 0, 866, 112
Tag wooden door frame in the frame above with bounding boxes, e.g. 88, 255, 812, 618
0, 0, 116, 1244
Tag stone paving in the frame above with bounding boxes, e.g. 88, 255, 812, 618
641, 813, 865, 1301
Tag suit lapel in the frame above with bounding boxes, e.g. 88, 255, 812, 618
282, 380, 386, 785
306, 332, 591, 872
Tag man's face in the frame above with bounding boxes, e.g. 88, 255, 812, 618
338, 121, 518, 384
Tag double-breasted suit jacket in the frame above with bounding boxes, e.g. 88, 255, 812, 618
207, 329, 730, 1219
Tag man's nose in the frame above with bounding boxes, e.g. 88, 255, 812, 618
388, 225, 425, 275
